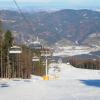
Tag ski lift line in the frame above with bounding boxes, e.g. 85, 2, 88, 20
13, 0, 35, 34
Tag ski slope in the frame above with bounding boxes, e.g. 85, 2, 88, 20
0, 63, 100, 100
59, 63, 100, 80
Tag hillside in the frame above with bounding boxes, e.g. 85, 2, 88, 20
0, 9, 100, 45
83, 33, 100, 47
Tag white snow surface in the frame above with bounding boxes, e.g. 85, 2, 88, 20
53, 46, 99, 57
0, 63, 100, 100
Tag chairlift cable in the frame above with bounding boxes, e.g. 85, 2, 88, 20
13, 0, 35, 34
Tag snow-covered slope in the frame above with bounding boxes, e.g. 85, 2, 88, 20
53, 46, 99, 57
0, 63, 100, 100
59, 63, 100, 80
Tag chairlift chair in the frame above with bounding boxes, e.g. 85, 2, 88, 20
9, 46, 22, 54
32, 56, 40, 62
41, 50, 51, 57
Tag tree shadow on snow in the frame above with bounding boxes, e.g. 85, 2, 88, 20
80, 80, 100, 87
0, 83, 10, 88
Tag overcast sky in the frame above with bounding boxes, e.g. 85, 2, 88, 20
0, 0, 100, 10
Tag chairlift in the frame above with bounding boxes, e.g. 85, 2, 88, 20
9, 46, 22, 54
32, 56, 40, 62
50, 59, 56, 63
41, 50, 51, 57
29, 36, 42, 50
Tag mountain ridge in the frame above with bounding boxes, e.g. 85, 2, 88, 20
0, 9, 100, 45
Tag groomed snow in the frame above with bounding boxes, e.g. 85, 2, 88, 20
0, 63, 100, 100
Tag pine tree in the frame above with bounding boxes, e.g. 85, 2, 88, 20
4, 30, 13, 49
3, 30, 13, 78
0, 21, 3, 77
